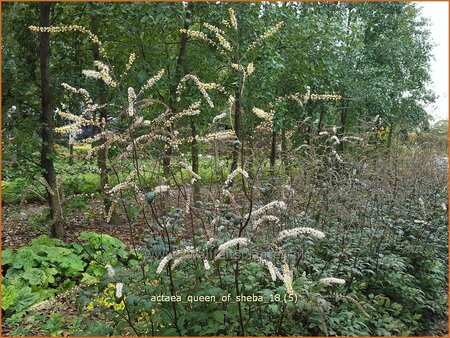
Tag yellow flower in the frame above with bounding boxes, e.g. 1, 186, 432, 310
83, 302, 94, 311
115, 300, 126, 311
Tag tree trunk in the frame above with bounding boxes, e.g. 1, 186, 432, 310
91, 8, 121, 225
317, 109, 326, 132
68, 132, 74, 165
181, 4, 199, 202
164, 2, 194, 178
39, 2, 65, 238
338, 5, 352, 153
338, 105, 348, 152
281, 128, 288, 170
229, 19, 244, 173
190, 119, 200, 202
231, 88, 241, 172
387, 122, 395, 148
270, 130, 276, 170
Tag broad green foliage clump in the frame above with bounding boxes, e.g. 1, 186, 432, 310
2, 236, 85, 322
75, 231, 139, 283
1, 233, 131, 325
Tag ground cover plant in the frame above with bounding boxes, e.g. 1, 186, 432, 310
1, 2, 448, 336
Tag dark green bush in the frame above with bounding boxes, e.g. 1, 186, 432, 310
1, 232, 131, 325
2, 236, 86, 318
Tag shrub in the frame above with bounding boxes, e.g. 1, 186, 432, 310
1, 236, 85, 319
1, 232, 132, 325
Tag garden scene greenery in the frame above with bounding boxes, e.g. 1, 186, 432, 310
1, 2, 448, 336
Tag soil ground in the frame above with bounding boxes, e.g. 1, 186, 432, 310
1, 200, 145, 250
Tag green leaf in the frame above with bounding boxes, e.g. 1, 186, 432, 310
43, 246, 75, 262
43, 267, 58, 284
80, 273, 100, 285
22, 267, 47, 286
59, 255, 86, 276
2, 284, 18, 310
12, 248, 37, 269
212, 311, 224, 323
268, 303, 279, 314
2, 248, 14, 266
160, 327, 178, 335
31, 235, 64, 247
86, 261, 105, 277
14, 287, 41, 312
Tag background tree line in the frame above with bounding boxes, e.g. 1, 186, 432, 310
2, 1, 436, 237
